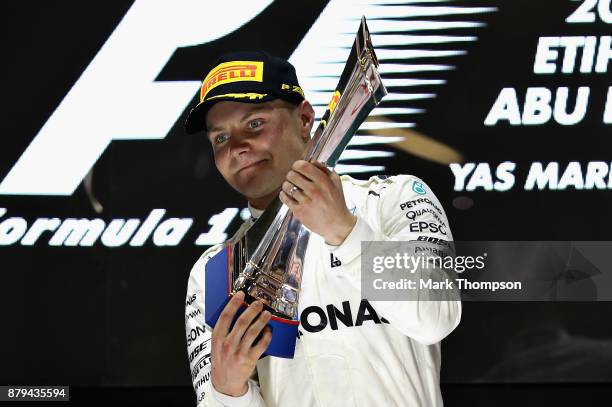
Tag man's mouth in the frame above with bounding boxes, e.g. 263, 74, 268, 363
236, 159, 266, 174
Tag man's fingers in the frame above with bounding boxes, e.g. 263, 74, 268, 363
248, 326, 273, 360
286, 169, 314, 196
280, 190, 299, 209
239, 310, 272, 354
213, 291, 245, 341
226, 300, 263, 348
310, 160, 332, 175
292, 160, 329, 185
282, 180, 307, 203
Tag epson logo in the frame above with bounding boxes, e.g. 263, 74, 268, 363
0, 0, 273, 196
186, 325, 206, 347
409, 221, 447, 235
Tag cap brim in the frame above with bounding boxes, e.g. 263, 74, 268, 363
184, 94, 281, 134
184, 101, 208, 135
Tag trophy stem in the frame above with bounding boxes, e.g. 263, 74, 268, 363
231, 16, 386, 323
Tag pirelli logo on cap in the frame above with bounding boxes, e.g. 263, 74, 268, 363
200, 61, 264, 101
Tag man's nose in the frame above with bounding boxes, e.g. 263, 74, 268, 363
229, 130, 252, 156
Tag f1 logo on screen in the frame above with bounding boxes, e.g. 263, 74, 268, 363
0, 0, 273, 196
1, 0, 497, 197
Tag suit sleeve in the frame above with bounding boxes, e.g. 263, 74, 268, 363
325, 175, 461, 345
186, 246, 268, 407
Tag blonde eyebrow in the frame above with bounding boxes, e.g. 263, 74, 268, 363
239, 104, 273, 122
207, 125, 223, 134
207, 104, 274, 137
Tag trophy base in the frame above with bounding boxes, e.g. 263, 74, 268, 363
204, 244, 299, 359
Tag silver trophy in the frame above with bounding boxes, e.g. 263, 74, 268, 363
230, 17, 387, 321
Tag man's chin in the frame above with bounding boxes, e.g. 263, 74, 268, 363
238, 184, 282, 205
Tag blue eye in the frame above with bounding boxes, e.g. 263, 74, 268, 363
248, 119, 263, 129
214, 134, 229, 144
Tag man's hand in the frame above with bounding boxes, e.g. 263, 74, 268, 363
210, 291, 272, 397
279, 160, 357, 246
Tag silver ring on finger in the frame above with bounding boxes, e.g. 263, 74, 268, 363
289, 185, 300, 199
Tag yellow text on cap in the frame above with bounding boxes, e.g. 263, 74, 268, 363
200, 61, 264, 102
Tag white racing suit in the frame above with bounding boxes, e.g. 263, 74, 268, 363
185, 174, 461, 407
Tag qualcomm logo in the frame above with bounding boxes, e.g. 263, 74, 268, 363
0, 0, 273, 196
0, 0, 495, 196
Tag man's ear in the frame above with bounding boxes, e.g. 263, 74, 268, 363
296, 100, 315, 142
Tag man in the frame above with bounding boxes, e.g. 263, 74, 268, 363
184, 50, 461, 407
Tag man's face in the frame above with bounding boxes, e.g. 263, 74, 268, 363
205, 99, 313, 207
